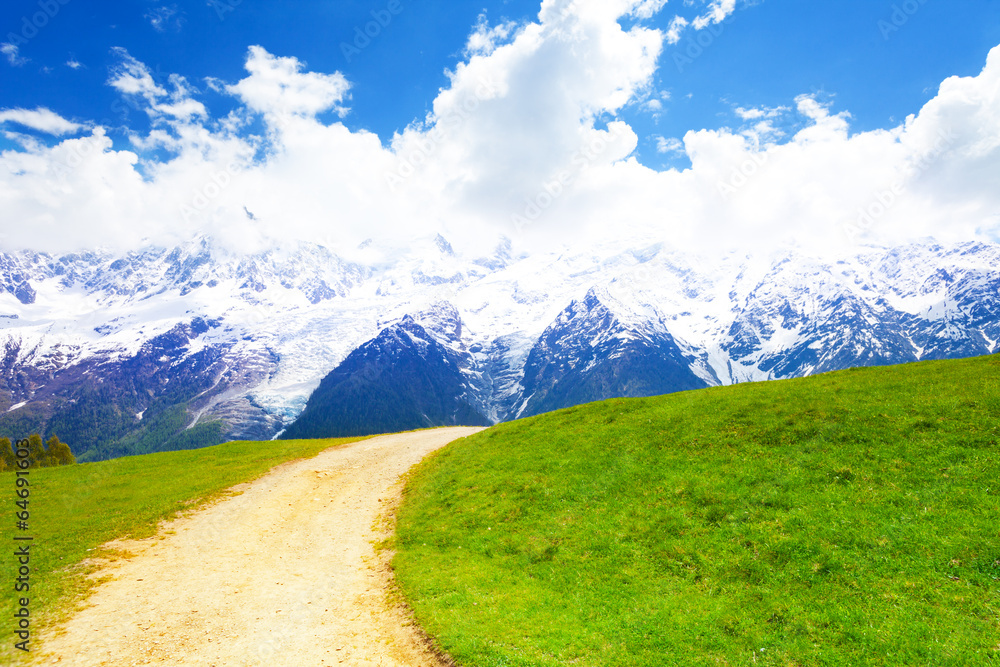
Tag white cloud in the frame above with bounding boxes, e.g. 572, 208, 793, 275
0, 108, 84, 135
1, 43, 27, 67
648, 49, 1000, 252
109, 48, 207, 121
0, 4, 997, 261
386, 0, 660, 230
790, 94, 851, 144
0, 45, 392, 256
665, 16, 689, 44
692, 0, 737, 29
109, 47, 168, 98
66, 59, 83, 70
145, 5, 183, 32
3, 131, 45, 152
731, 105, 790, 144
227, 46, 351, 120
654, 136, 684, 154
465, 14, 521, 57
734, 105, 788, 121
632, 0, 669, 20
0, 129, 155, 252
662, 0, 737, 45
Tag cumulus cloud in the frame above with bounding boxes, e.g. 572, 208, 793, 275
0, 108, 85, 135
0, 43, 394, 255
227, 46, 351, 120
0, 2, 997, 259
382, 0, 661, 235
0, 129, 155, 252
639, 51, 1000, 253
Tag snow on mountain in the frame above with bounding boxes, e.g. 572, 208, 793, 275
279, 314, 489, 440
1, 235, 997, 458
512, 288, 709, 419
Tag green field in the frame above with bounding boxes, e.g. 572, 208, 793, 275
0, 435, 365, 663
395, 356, 1000, 666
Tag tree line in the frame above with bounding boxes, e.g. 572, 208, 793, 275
0, 434, 76, 470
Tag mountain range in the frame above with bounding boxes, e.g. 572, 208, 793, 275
1, 235, 997, 459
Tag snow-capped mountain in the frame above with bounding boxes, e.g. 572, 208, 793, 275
1, 236, 997, 459
513, 289, 708, 419
280, 315, 490, 440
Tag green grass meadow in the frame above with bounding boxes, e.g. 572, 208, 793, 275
394, 356, 1000, 666
0, 435, 364, 663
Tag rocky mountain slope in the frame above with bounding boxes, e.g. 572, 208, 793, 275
280, 316, 490, 439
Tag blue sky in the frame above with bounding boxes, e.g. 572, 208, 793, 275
1, 0, 999, 256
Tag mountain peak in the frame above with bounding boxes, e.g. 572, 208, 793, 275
434, 234, 455, 256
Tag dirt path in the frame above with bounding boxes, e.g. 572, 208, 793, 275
34, 427, 485, 666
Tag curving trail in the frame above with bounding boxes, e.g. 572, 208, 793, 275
34, 427, 484, 666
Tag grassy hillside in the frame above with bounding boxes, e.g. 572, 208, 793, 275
395, 355, 1000, 666
0, 435, 365, 663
